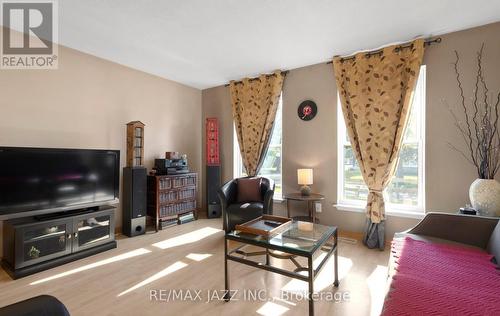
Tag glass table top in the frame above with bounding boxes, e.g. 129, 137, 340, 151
226, 221, 337, 256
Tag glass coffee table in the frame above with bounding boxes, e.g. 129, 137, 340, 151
224, 221, 339, 316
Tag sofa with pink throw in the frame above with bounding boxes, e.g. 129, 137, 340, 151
382, 212, 500, 315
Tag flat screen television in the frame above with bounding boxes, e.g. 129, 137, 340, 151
0, 147, 120, 219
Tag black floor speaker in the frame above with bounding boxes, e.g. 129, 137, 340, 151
206, 165, 221, 218
123, 166, 147, 237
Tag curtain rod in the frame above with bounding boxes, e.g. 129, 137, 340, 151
224, 70, 289, 87
326, 37, 442, 64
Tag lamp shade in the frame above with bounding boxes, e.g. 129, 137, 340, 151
297, 169, 313, 185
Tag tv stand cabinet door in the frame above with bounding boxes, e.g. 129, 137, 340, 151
72, 209, 115, 253
14, 218, 73, 269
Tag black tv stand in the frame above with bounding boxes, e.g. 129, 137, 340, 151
2, 206, 116, 279
33, 206, 100, 221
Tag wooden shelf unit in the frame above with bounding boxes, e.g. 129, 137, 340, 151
147, 173, 198, 231
126, 121, 145, 167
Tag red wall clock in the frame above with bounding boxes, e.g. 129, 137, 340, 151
298, 100, 318, 121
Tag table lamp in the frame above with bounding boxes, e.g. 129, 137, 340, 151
297, 168, 313, 196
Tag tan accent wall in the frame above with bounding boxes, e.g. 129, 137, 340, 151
202, 22, 500, 237
0, 27, 202, 256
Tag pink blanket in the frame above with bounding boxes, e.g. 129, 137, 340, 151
382, 237, 500, 316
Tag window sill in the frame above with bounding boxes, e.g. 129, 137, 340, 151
273, 196, 284, 202
334, 203, 425, 220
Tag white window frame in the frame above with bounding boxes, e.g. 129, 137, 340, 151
233, 95, 283, 200
336, 66, 426, 218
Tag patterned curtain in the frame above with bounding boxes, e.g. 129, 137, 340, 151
230, 71, 284, 176
333, 39, 424, 249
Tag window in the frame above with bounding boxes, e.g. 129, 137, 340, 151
337, 66, 426, 214
234, 95, 283, 199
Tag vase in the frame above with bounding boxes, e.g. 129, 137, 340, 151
469, 179, 500, 217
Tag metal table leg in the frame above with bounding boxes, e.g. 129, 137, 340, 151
307, 201, 311, 220
334, 230, 339, 287
311, 201, 316, 223
308, 255, 314, 315
224, 237, 230, 301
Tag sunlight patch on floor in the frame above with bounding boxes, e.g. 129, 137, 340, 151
367, 265, 388, 316
30, 248, 151, 285
256, 301, 289, 316
152, 227, 221, 250
281, 255, 353, 293
186, 253, 212, 262
117, 261, 188, 297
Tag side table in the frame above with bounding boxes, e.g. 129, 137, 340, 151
283, 193, 325, 223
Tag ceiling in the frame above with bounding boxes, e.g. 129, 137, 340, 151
6, 1, 500, 89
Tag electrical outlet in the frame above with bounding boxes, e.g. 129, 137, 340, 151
315, 202, 322, 213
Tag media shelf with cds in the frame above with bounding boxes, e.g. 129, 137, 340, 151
147, 173, 198, 231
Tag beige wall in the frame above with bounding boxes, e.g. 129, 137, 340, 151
202, 22, 500, 238
424, 22, 500, 211
0, 28, 202, 256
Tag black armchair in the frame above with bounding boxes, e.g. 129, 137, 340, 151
0, 295, 70, 316
218, 176, 275, 232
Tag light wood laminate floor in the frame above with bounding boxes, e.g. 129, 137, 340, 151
0, 219, 389, 316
